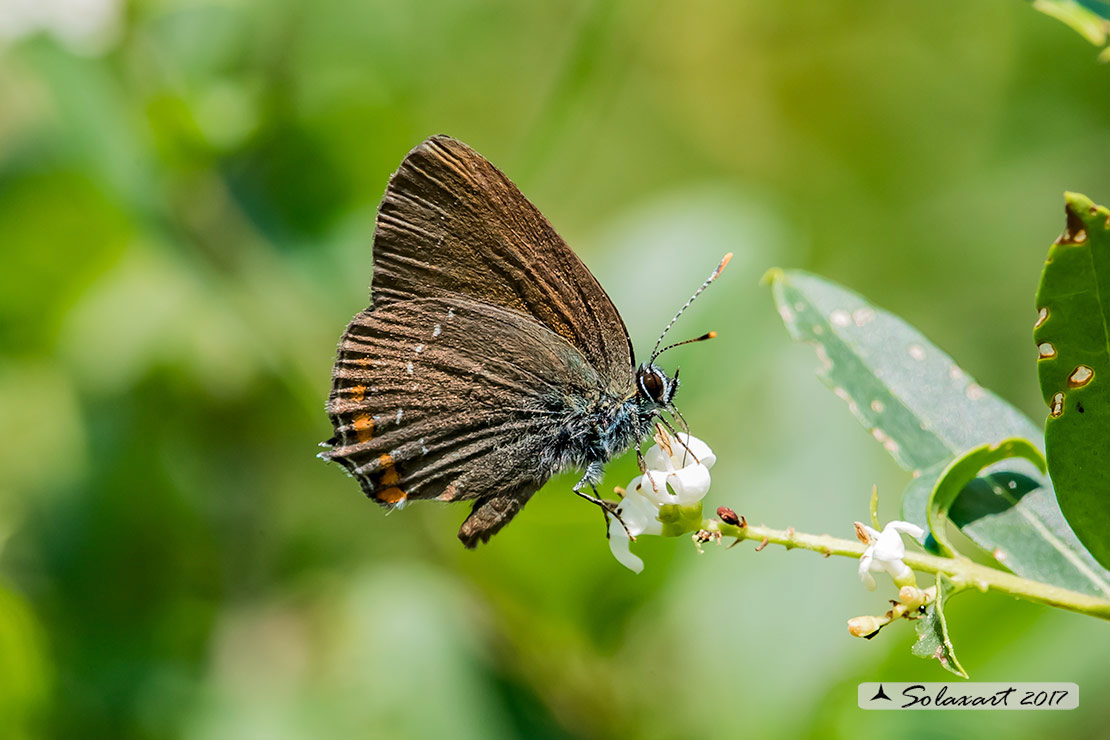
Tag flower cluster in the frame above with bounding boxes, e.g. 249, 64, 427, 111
608, 431, 716, 573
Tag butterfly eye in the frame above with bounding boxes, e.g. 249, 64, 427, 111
640, 369, 666, 403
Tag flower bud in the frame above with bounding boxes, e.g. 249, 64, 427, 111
847, 615, 884, 639
898, 586, 926, 610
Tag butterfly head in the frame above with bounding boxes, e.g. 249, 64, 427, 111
635, 363, 678, 408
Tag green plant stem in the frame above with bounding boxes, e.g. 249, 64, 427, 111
703, 519, 1110, 621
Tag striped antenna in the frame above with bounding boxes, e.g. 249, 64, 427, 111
654, 330, 717, 359
649, 252, 733, 363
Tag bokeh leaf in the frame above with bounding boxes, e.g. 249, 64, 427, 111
0, 582, 51, 738
768, 269, 1110, 597
1035, 193, 1110, 570
911, 575, 968, 679
1031, 0, 1110, 47
926, 439, 1046, 558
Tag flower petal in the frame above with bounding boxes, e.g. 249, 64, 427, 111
608, 519, 644, 573
858, 552, 877, 591
674, 433, 716, 470
881, 558, 913, 583
889, 520, 925, 540
871, 527, 908, 562
643, 443, 673, 472
665, 463, 712, 505
616, 482, 664, 537
637, 469, 676, 506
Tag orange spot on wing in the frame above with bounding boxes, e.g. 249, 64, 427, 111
349, 384, 366, 402
373, 454, 405, 502
378, 486, 406, 503
352, 414, 374, 442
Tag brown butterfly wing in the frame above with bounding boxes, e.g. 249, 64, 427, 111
323, 296, 604, 545
370, 135, 635, 391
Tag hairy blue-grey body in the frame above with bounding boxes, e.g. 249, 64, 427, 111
539, 383, 655, 484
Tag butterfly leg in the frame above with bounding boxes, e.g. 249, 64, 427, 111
572, 464, 613, 509
583, 482, 620, 533
597, 487, 636, 542
572, 468, 635, 540
572, 484, 616, 512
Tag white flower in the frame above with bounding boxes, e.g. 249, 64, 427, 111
639, 433, 716, 506
608, 432, 715, 573
856, 520, 924, 591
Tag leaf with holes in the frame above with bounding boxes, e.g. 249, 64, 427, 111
768, 269, 1110, 597
926, 439, 1046, 559
1035, 193, 1110, 570
912, 575, 968, 679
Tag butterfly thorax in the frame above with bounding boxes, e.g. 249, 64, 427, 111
541, 395, 643, 480
540, 364, 677, 484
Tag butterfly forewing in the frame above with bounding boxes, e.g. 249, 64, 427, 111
370, 135, 635, 390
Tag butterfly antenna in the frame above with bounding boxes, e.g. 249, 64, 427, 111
650, 252, 733, 363
654, 331, 717, 359
670, 402, 694, 466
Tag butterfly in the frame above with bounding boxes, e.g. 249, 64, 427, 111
321, 135, 727, 547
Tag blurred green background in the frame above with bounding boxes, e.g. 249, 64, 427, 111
2, 0, 1110, 737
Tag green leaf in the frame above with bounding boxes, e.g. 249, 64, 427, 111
911, 576, 968, 679
1035, 193, 1110, 570
0, 582, 52, 737
768, 269, 1110, 597
899, 461, 947, 554
926, 439, 1047, 558
1031, 0, 1110, 47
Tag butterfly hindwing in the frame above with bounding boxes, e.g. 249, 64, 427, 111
324, 296, 604, 545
